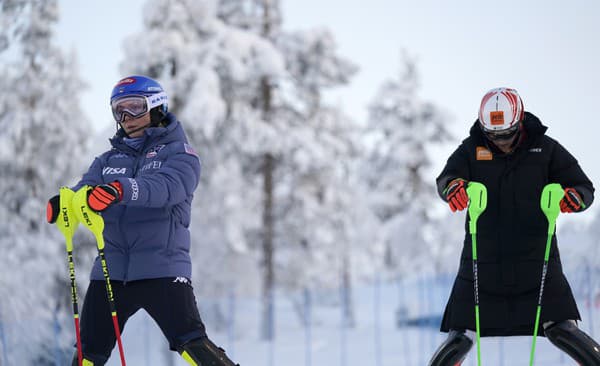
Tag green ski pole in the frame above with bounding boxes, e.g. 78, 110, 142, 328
73, 186, 127, 366
529, 183, 564, 366
466, 182, 487, 366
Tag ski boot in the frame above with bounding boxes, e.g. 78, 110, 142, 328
428, 329, 473, 366
545, 320, 600, 365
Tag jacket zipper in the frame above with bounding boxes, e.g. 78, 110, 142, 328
124, 151, 144, 284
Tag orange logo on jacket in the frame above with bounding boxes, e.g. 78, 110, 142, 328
476, 146, 493, 160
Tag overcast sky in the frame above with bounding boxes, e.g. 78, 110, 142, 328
56, 0, 600, 216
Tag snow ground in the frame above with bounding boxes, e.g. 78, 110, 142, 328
100, 277, 591, 365
1, 274, 591, 365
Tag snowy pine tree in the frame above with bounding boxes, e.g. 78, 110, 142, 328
120, 0, 372, 339
0, 0, 91, 362
216, 0, 375, 334
118, 0, 287, 337
364, 51, 453, 276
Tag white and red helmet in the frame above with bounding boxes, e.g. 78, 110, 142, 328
478, 87, 524, 133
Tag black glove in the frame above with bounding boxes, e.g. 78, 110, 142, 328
46, 194, 60, 223
445, 178, 468, 212
560, 187, 585, 213
87, 182, 122, 212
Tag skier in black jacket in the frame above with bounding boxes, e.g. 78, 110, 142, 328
428, 87, 600, 365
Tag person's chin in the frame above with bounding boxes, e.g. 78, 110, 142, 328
127, 129, 143, 137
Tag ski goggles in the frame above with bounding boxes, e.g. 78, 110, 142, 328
111, 92, 167, 122
482, 123, 520, 141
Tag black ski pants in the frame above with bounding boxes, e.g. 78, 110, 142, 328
76, 277, 207, 364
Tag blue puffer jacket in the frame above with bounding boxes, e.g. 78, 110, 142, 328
74, 113, 201, 281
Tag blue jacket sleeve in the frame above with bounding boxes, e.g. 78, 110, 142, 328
115, 144, 201, 207
71, 157, 105, 191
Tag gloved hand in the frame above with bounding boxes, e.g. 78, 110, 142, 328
445, 178, 469, 212
87, 182, 123, 212
560, 187, 585, 213
46, 194, 60, 223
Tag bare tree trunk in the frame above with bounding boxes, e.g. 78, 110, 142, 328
261, 151, 275, 340
341, 255, 355, 327
260, 0, 275, 340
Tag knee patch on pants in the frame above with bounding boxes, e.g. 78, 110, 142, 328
178, 337, 238, 366
71, 354, 97, 366
545, 320, 600, 365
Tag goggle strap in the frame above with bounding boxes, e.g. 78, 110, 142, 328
147, 92, 168, 110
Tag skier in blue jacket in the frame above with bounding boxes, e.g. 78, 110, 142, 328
47, 75, 238, 366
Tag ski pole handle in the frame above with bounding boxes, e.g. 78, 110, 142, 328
72, 186, 105, 246
540, 183, 564, 235
467, 182, 487, 234
56, 187, 80, 249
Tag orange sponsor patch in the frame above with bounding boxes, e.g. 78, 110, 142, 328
490, 111, 504, 125
476, 146, 493, 160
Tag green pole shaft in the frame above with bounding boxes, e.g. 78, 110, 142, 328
530, 183, 562, 365
467, 182, 487, 366
529, 234, 553, 366
471, 229, 482, 366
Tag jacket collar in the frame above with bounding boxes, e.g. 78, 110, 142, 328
109, 113, 186, 152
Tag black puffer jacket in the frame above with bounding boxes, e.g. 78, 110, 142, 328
436, 112, 594, 336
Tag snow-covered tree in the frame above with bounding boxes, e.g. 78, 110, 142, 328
119, 0, 286, 340
0, 0, 91, 362
121, 0, 372, 338
118, 0, 284, 300
215, 0, 376, 334
364, 51, 453, 276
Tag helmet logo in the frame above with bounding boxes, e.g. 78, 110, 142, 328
115, 77, 136, 86
490, 111, 504, 125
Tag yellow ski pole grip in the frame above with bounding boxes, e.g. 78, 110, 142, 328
56, 187, 79, 248
72, 186, 106, 249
